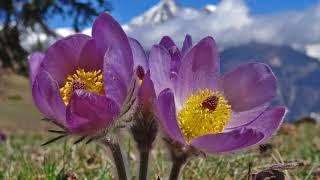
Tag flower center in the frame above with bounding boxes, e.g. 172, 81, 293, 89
177, 89, 232, 142
60, 69, 104, 105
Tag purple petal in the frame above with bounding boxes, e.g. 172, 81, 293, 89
159, 36, 177, 50
190, 128, 264, 154
159, 36, 182, 74
222, 63, 277, 112
93, 13, 133, 106
92, 13, 133, 84
149, 45, 174, 95
169, 46, 182, 75
244, 106, 287, 143
77, 39, 103, 71
181, 34, 192, 56
176, 36, 220, 105
32, 70, 66, 126
28, 52, 44, 84
138, 72, 156, 112
66, 90, 120, 135
157, 89, 186, 144
103, 46, 133, 107
226, 103, 270, 130
42, 34, 92, 86
129, 37, 148, 72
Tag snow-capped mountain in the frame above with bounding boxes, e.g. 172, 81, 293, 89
124, 0, 215, 31
128, 0, 179, 27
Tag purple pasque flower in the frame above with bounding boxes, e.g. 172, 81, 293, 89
0, 132, 6, 142
29, 13, 134, 136
129, 37, 159, 148
128, 37, 156, 112
151, 35, 287, 154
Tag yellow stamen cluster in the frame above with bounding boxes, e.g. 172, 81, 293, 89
60, 69, 104, 105
178, 88, 232, 142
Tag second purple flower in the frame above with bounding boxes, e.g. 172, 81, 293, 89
151, 35, 287, 154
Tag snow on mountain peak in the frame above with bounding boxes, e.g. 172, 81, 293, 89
128, 0, 179, 27
305, 44, 320, 61
204, 4, 217, 13
126, 0, 216, 29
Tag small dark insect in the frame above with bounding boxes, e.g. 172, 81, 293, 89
202, 95, 219, 111
252, 169, 285, 180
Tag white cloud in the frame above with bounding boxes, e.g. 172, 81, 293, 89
21, 27, 91, 51
21, 0, 320, 60
125, 0, 320, 53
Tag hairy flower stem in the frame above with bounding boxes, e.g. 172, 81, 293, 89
131, 111, 158, 180
169, 151, 189, 180
164, 137, 203, 180
169, 160, 187, 180
138, 149, 150, 180
101, 138, 127, 180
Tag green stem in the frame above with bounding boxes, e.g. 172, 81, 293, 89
130, 111, 158, 180
101, 139, 127, 180
138, 149, 150, 180
169, 156, 188, 180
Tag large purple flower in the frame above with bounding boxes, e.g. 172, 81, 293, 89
151, 35, 287, 154
29, 13, 133, 135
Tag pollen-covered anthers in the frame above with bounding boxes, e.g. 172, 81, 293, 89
178, 89, 232, 142
136, 65, 145, 85
60, 69, 104, 105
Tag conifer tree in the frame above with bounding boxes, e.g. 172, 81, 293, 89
0, 0, 111, 74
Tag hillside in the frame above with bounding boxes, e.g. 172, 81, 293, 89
0, 73, 47, 133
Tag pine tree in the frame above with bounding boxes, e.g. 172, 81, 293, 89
0, 0, 111, 75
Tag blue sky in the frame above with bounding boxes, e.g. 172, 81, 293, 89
50, 0, 319, 28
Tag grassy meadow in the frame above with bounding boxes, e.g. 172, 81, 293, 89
0, 73, 319, 179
